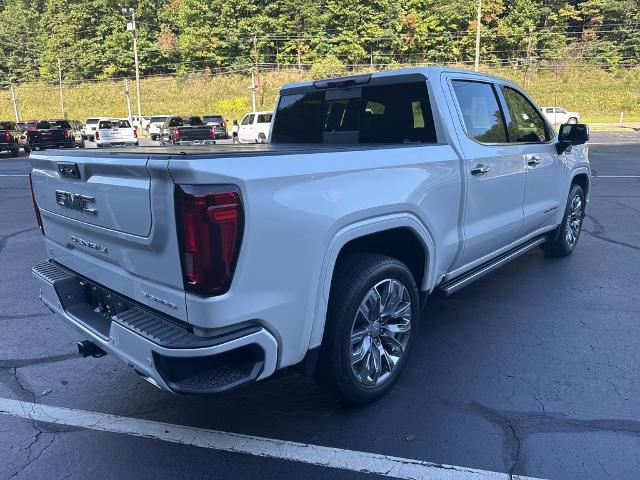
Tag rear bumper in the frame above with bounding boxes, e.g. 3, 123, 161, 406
96, 141, 139, 147
172, 139, 216, 146
32, 260, 278, 395
29, 140, 75, 149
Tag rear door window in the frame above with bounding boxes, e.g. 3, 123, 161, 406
452, 80, 507, 143
501, 86, 550, 143
271, 81, 436, 144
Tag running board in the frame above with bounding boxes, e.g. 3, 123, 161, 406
436, 236, 546, 296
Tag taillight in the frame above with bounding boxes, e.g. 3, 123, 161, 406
4, 131, 10, 142
63, 129, 69, 138
95, 131, 100, 140
133, 129, 138, 138
210, 127, 216, 139
175, 185, 243, 296
173, 127, 181, 141
28, 171, 44, 233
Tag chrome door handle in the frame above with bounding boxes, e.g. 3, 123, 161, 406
527, 157, 541, 167
470, 165, 490, 176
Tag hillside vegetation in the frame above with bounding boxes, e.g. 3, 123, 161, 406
1, 64, 638, 124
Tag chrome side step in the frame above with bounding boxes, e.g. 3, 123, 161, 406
436, 236, 546, 296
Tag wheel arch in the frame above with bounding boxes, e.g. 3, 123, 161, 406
308, 214, 436, 349
570, 171, 590, 198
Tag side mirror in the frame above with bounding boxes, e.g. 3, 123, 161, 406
556, 123, 589, 154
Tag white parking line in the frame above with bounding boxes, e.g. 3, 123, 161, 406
593, 175, 640, 178
588, 142, 640, 145
0, 397, 542, 480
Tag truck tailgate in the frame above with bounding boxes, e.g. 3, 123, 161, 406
32, 155, 151, 236
177, 126, 213, 141
30, 151, 188, 321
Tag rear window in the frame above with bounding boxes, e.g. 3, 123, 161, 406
49, 120, 72, 130
257, 113, 272, 123
36, 121, 51, 129
271, 81, 436, 144
203, 115, 224, 124
0, 121, 16, 130
167, 116, 204, 127
150, 116, 168, 123
98, 120, 113, 129
86, 118, 100, 125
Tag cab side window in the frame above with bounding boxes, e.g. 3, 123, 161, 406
501, 87, 550, 143
452, 80, 507, 143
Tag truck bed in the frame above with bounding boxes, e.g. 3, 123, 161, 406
39, 142, 439, 158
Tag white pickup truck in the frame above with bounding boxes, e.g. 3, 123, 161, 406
29, 68, 590, 404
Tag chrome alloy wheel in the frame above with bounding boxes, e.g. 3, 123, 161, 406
350, 279, 412, 387
565, 194, 584, 248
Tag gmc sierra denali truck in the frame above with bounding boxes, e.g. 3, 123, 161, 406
29, 67, 590, 404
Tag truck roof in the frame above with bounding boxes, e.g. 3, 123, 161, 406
280, 66, 515, 92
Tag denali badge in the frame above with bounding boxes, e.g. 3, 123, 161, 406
139, 291, 178, 309
55, 190, 97, 215
70, 235, 108, 254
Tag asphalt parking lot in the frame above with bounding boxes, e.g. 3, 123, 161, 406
1, 132, 639, 480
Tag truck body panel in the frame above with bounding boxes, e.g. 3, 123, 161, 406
29, 66, 590, 397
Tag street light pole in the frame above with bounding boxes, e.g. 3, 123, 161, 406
474, 0, 482, 72
124, 78, 133, 123
57, 58, 66, 119
124, 7, 143, 130
10, 84, 20, 122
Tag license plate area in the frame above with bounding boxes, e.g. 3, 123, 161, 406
53, 274, 132, 339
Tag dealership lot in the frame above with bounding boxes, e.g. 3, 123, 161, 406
1, 133, 639, 479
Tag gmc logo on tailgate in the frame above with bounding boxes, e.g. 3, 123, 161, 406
55, 190, 97, 215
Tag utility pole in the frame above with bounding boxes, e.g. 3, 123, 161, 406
10, 84, 20, 122
474, 0, 482, 72
124, 7, 143, 131
57, 58, 66, 119
124, 78, 133, 123
250, 36, 258, 111
523, 28, 533, 88
250, 70, 257, 112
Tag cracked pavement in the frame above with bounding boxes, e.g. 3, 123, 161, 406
0, 133, 639, 479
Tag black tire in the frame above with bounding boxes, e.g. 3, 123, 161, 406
258, 133, 267, 144
316, 253, 419, 404
542, 184, 585, 257
23, 145, 30, 154
233, 135, 239, 144
10, 146, 19, 157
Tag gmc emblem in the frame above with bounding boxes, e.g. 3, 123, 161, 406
55, 190, 97, 215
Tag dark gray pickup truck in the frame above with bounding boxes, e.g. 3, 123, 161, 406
159, 116, 217, 145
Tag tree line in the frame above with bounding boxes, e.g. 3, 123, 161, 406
0, 0, 638, 85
